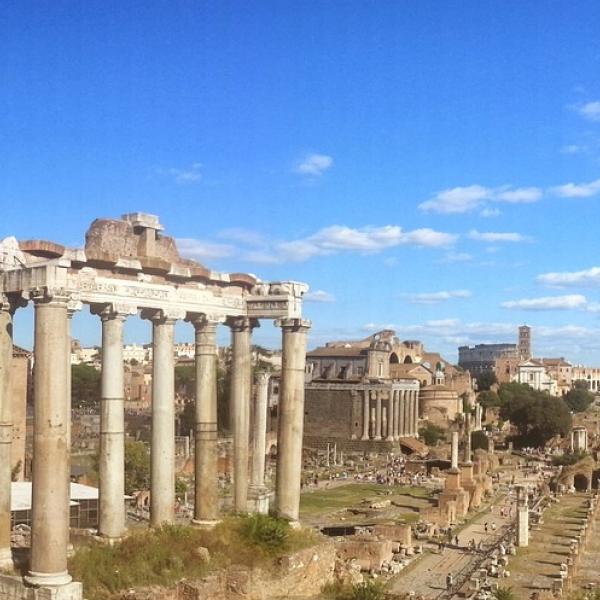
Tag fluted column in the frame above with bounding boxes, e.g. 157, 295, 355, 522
408, 391, 415, 436
26, 290, 72, 587
402, 390, 410, 436
374, 391, 382, 440
392, 390, 400, 440
386, 390, 394, 441
361, 389, 370, 441
95, 304, 132, 539
250, 371, 270, 502
274, 318, 310, 522
227, 317, 258, 512
145, 309, 181, 527
190, 315, 220, 525
414, 391, 420, 437
0, 297, 15, 568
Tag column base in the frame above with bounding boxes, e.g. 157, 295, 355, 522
385, 436, 395, 442
25, 570, 73, 587
247, 486, 272, 515
361, 436, 370, 441
374, 436, 382, 441
191, 518, 220, 529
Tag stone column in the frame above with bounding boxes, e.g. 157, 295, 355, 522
190, 315, 220, 525
147, 309, 181, 527
374, 391, 382, 440
96, 305, 131, 539
413, 391, 419, 436
451, 431, 459, 470
0, 297, 15, 568
26, 290, 72, 587
361, 389, 370, 441
228, 317, 257, 513
392, 391, 400, 439
403, 391, 410, 436
464, 413, 472, 464
407, 391, 415, 436
249, 371, 270, 513
274, 318, 310, 523
516, 485, 529, 547
386, 390, 394, 441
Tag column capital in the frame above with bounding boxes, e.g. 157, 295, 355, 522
226, 316, 260, 332
141, 307, 186, 324
255, 370, 271, 385
187, 313, 225, 331
274, 318, 311, 332
91, 302, 137, 321
0, 292, 28, 315
30, 286, 71, 306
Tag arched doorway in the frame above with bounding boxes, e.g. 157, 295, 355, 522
592, 470, 600, 490
389, 353, 399, 364
574, 473, 589, 491
404, 355, 413, 364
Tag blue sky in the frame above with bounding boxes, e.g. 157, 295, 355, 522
2, 1, 600, 363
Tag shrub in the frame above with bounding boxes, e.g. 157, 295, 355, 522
495, 586, 517, 600
419, 423, 446, 446
238, 513, 289, 553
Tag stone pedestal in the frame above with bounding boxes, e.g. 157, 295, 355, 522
247, 486, 272, 515
1, 574, 83, 600
516, 485, 529, 547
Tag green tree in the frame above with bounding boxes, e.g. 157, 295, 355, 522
124, 441, 150, 494
499, 384, 572, 447
478, 390, 501, 408
564, 387, 594, 413
419, 423, 446, 446
71, 363, 101, 409
471, 430, 489, 451
476, 370, 497, 392
573, 379, 590, 391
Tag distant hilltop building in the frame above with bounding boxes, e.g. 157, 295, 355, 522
518, 325, 532, 361
458, 343, 518, 375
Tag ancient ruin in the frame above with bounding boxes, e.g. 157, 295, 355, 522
0, 213, 310, 599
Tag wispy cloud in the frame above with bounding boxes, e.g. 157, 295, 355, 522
537, 266, 600, 287
159, 162, 202, 184
468, 229, 529, 243
437, 252, 473, 264
574, 101, 600, 122
480, 207, 501, 218
405, 290, 472, 304
560, 144, 586, 155
304, 290, 336, 303
295, 153, 333, 176
179, 223, 457, 265
501, 294, 588, 311
418, 184, 542, 214
551, 178, 600, 198
176, 238, 234, 261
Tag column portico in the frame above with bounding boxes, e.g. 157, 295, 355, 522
402, 391, 410, 436
145, 309, 182, 527
227, 317, 258, 513
95, 304, 133, 539
361, 389, 370, 441
190, 315, 220, 525
249, 371, 270, 513
0, 298, 15, 568
26, 290, 72, 587
274, 318, 310, 523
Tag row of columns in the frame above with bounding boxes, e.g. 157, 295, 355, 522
361, 388, 419, 441
0, 291, 310, 587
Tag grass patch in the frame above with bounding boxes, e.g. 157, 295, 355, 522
321, 580, 385, 600
300, 484, 430, 517
70, 517, 321, 599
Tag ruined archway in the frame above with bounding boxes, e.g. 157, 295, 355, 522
574, 473, 589, 492
389, 352, 399, 364
404, 355, 413, 364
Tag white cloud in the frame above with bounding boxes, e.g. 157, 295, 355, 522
418, 185, 542, 214
495, 187, 542, 203
560, 144, 586, 155
501, 294, 588, 311
406, 290, 471, 304
551, 178, 600, 198
468, 229, 529, 243
304, 290, 336, 303
217, 228, 266, 246
480, 207, 501, 218
537, 266, 600, 287
176, 238, 234, 261
419, 185, 491, 214
575, 101, 600, 122
437, 252, 473, 264
161, 162, 202, 184
401, 228, 458, 247
295, 153, 333, 176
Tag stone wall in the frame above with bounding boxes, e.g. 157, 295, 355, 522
304, 388, 361, 441
10, 355, 28, 480
0, 575, 82, 600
